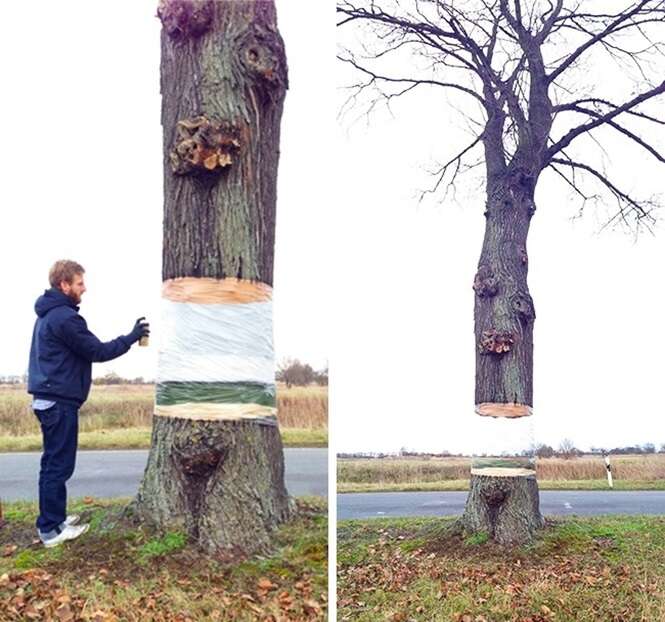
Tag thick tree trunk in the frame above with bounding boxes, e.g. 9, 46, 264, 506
459, 168, 544, 544
460, 474, 544, 545
126, 0, 293, 556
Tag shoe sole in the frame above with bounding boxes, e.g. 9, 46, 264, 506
43, 524, 90, 548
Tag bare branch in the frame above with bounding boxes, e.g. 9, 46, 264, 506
547, 80, 665, 160
337, 54, 488, 105
548, 0, 658, 82
550, 157, 656, 225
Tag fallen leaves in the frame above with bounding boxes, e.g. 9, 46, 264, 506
338, 519, 665, 621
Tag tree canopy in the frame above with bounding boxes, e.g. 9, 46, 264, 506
338, 0, 665, 228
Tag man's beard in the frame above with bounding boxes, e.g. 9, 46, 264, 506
67, 291, 81, 304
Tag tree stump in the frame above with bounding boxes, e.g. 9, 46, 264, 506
127, 415, 292, 555
458, 474, 544, 545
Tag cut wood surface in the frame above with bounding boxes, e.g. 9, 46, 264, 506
475, 402, 533, 418
162, 277, 273, 304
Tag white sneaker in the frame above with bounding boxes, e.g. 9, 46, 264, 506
64, 514, 80, 526
42, 523, 90, 548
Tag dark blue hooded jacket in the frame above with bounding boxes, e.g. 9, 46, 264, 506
28, 288, 134, 406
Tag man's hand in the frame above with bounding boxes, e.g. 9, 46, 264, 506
129, 317, 150, 344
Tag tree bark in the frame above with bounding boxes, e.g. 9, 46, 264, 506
459, 474, 544, 545
460, 167, 544, 544
126, 0, 293, 556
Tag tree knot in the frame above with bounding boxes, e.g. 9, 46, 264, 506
170, 116, 241, 175
240, 25, 288, 94
473, 265, 499, 298
157, 0, 214, 40
511, 292, 535, 322
479, 329, 514, 355
175, 447, 225, 478
483, 488, 508, 506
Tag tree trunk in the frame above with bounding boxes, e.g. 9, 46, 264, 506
460, 474, 543, 545
126, 0, 293, 556
459, 168, 544, 544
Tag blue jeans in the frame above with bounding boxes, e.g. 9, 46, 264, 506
34, 401, 79, 535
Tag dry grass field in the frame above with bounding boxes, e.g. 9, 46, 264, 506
0, 383, 327, 449
338, 454, 665, 491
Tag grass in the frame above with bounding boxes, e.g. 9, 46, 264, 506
338, 479, 665, 492
338, 455, 665, 492
0, 426, 327, 452
337, 515, 665, 621
0, 383, 328, 450
0, 496, 327, 621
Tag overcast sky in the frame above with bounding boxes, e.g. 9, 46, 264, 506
333, 4, 665, 454
2, 1, 663, 455
0, 0, 332, 380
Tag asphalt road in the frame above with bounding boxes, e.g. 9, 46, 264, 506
338, 490, 665, 520
0, 447, 327, 501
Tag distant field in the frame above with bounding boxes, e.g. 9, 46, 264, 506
338, 455, 665, 491
0, 383, 327, 449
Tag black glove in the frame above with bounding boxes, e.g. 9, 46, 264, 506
128, 317, 150, 344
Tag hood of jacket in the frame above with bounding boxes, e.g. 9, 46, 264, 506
34, 288, 79, 318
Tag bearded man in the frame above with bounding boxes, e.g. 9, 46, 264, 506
28, 259, 149, 547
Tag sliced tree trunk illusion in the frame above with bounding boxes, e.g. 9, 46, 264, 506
337, 0, 665, 546
458, 170, 544, 544
126, 0, 292, 555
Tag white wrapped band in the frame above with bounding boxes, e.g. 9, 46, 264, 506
157, 296, 274, 384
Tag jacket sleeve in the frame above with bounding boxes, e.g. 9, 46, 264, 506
57, 313, 134, 363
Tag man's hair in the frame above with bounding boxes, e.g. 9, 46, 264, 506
49, 260, 85, 289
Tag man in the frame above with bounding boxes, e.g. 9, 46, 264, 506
28, 260, 150, 548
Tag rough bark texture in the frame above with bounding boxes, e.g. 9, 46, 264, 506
160, 0, 286, 284
128, 415, 291, 555
474, 170, 536, 408
127, 0, 292, 556
459, 474, 544, 545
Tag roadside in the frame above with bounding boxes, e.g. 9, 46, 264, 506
339, 479, 665, 492
338, 455, 665, 492
0, 384, 328, 450
338, 515, 665, 621
0, 496, 327, 621
0, 427, 326, 452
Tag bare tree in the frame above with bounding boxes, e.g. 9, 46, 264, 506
558, 437, 578, 459
338, 0, 665, 544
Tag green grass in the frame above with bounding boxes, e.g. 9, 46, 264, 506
338, 515, 665, 621
0, 496, 327, 621
338, 478, 665, 492
0, 426, 327, 452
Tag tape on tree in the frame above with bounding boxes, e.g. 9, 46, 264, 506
155, 277, 277, 425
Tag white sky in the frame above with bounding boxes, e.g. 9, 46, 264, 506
333, 8, 665, 454
0, 0, 333, 380
1, 2, 663, 455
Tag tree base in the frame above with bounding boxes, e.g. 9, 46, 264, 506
124, 414, 294, 556
456, 474, 544, 545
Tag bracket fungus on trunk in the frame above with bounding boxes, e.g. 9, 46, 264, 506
479, 329, 514, 355
157, 0, 214, 41
169, 116, 241, 176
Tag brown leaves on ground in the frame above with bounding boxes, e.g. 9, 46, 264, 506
338, 521, 665, 622
0, 501, 327, 621
0, 567, 325, 622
